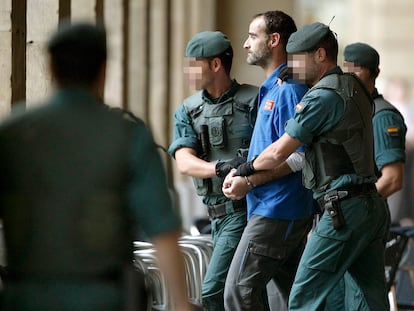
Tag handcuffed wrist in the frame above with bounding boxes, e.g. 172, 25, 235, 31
244, 176, 255, 190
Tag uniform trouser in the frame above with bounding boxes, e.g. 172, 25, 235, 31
202, 210, 247, 311
289, 193, 390, 311
324, 272, 371, 311
224, 215, 313, 311
324, 203, 391, 311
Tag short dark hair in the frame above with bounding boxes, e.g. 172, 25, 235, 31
208, 45, 233, 75
253, 11, 297, 47
47, 21, 107, 86
313, 30, 338, 62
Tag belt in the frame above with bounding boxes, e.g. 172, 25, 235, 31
207, 198, 247, 219
317, 183, 377, 208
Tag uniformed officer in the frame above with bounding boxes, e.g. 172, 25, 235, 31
344, 42, 407, 208
168, 31, 258, 310
234, 22, 390, 310
0, 22, 193, 311
322, 41, 408, 311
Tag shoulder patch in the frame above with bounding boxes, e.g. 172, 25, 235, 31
295, 102, 304, 112
387, 126, 399, 136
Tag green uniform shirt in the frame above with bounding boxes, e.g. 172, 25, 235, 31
372, 91, 407, 171
285, 68, 377, 198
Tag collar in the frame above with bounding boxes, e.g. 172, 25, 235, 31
261, 63, 287, 91
51, 87, 103, 106
320, 66, 343, 80
202, 79, 240, 104
372, 88, 383, 100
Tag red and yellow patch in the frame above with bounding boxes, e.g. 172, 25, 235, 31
264, 100, 275, 111
387, 127, 399, 135
295, 102, 304, 111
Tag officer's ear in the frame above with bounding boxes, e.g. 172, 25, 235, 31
373, 67, 380, 79
313, 47, 327, 63
210, 57, 222, 73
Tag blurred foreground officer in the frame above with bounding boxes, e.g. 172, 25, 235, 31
344, 43, 407, 207
0, 22, 193, 311
235, 23, 390, 310
168, 31, 258, 310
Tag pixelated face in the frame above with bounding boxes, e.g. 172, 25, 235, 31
343, 61, 362, 74
288, 53, 308, 83
343, 61, 371, 86
183, 57, 212, 90
288, 52, 320, 86
243, 16, 271, 66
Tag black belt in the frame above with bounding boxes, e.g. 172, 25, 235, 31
207, 198, 247, 219
317, 183, 377, 208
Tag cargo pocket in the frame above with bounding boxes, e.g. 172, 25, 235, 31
237, 240, 287, 285
305, 225, 352, 273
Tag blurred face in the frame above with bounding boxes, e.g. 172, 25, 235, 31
288, 52, 319, 86
343, 61, 362, 74
343, 61, 371, 86
243, 16, 271, 67
183, 57, 214, 90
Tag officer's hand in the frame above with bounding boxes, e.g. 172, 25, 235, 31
235, 160, 256, 176
215, 156, 246, 178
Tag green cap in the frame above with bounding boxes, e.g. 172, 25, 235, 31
186, 31, 231, 58
287, 22, 330, 53
344, 42, 379, 69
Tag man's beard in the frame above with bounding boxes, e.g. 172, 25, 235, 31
246, 47, 271, 66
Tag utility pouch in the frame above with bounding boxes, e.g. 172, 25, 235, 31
192, 177, 211, 196
199, 124, 210, 160
237, 148, 249, 160
324, 198, 345, 230
208, 116, 226, 149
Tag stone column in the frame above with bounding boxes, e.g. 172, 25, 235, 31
0, 0, 12, 119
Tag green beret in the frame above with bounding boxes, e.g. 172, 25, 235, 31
47, 20, 106, 56
344, 42, 379, 69
186, 31, 231, 58
287, 22, 330, 53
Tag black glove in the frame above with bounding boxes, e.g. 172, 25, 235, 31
215, 156, 246, 177
235, 155, 258, 176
